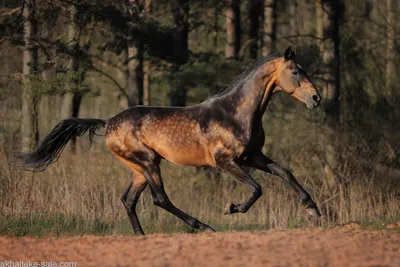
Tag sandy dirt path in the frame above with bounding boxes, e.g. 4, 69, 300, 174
0, 228, 399, 267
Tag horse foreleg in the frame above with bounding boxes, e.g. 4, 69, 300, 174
244, 152, 321, 217
218, 160, 262, 215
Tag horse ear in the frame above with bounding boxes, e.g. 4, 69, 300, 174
284, 46, 296, 61
284, 46, 292, 60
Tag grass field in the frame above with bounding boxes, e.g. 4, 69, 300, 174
1, 95, 399, 237
1, 147, 399, 237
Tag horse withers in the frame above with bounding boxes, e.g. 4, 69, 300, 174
19, 46, 322, 235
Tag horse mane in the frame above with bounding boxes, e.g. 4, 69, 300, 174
215, 52, 280, 96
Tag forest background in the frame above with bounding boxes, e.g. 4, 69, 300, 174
0, 0, 399, 235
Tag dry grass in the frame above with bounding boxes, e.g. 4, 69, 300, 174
0, 90, 399, 236
0, 116, 399, 236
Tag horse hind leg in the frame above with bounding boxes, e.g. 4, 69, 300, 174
121, 171, 148, 235
142, 163, 215, 233
109, 149, 148, 234
110, 144, 215, 233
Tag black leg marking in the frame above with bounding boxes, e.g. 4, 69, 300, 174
121, 180, 148, 235
218, 160, 262, 215
244, 152, 321, 217
143, 165, 215, 233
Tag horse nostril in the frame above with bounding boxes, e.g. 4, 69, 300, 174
312, 95, 319, 102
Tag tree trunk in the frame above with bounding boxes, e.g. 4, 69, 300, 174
316, 0, 324, 53
248, 0, 261, 59
318, 0, 340, 127
142, 0, 152, 106
172, 0, 189, 65
143, 60, 151, 105
127, 44, 143, 106
124, 0, 145, 107
40, 18, 57, 137
262, 0, 276, 57
61, 1, 78, 119
385, 0, 395, 96
318, 0, 341, 152
119, 1, 151, 107
214, 5, 219, 53
225, 0, 241, 60
21, 0, 39, 153
117, 48, 129, 110
61, 0, 82, 153
317, 0, 345, 213
170, 0, 189, 106
288, 0, 297, 36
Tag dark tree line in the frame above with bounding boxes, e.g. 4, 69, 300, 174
0, 0, 399, 162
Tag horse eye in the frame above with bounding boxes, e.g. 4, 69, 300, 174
292, 71, 298, 76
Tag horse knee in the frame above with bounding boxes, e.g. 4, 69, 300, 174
121, 182, 133, 203
121, 193, 129, 204
254, 184, 262, 198
121, 192, 129, 206
122, 198, 134, 212
271, 166, 293, 181
153, 196, 169, 208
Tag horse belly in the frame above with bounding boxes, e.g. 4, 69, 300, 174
155, 144, 209, 166
143, 125, 212, 166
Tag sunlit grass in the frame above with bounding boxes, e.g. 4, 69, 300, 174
1, 109, 399, 237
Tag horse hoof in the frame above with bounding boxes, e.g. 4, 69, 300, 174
306, 207, 321, 217
224, 203, 235, 215
203, 227, 216, 233
302, 199, 321, 217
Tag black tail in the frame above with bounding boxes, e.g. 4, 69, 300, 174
17, 118, 106, 172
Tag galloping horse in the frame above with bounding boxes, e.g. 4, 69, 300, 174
20, 46, 322, 234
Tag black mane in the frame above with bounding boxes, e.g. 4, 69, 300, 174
216, 52, 280, 96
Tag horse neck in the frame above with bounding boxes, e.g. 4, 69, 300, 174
228, 61, 278, 125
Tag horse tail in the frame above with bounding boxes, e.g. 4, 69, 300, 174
17, 118, 106, 172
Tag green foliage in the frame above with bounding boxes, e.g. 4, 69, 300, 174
179, 56, 252, 102
0, 0, 400, 238
288, 217, 299, 229
23, 71, 91, 99
0, 213, 113, 237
